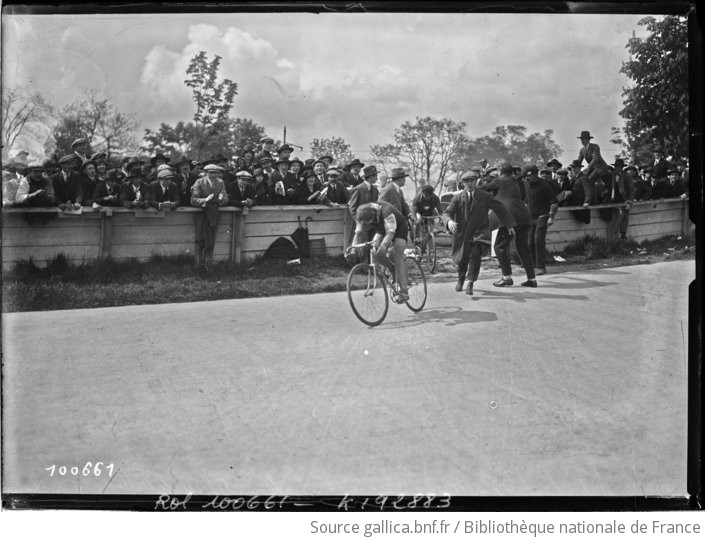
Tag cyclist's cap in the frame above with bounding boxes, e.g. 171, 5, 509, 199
460, 170, 480, 181
421, 184, 434, 193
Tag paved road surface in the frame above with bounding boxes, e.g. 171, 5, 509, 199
2, 260, 693, 496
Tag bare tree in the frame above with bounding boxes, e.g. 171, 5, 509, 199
1, 84, 54, 159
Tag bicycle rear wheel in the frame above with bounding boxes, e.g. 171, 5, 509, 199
347, 263, 389, 326
404, 256, 427, 312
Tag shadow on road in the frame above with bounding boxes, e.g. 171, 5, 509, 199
472, 289, 589, 303
378, 305, 498, 329
535, 275, 619, 290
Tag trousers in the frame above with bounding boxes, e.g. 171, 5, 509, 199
494, 224, 535, 279
528, 215, 549, 270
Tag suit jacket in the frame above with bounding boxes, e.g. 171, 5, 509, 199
190, 176, 229, 207
609, 170, 636, 202
576, 142, 609, 174
269, 171, 298, 205
480, 174, 531, 225
296, 180, 324, 204
650, 158, 673, 180
255, 178, 276, 205
378, 182, 410, 217
633, 179, 652, 201
321, 179, 349, 205
443, 189, 516, 266
341, 172, 364, 188
52, 171, 84, 204
120, 181, 150, 207
148, 180, 180, 209
348, 181, 379, 218
93, 181, 121, 206
225, 179, 257, 207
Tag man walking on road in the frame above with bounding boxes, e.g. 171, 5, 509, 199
443, 170, 516, 295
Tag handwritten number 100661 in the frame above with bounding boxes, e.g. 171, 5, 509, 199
45, 462, 115, 477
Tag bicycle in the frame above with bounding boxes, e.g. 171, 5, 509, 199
414, 215, 440, 273
345, 241, 427, 327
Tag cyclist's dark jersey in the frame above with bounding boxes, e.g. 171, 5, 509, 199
356, 201, 409, 241
412, 192, 442, 216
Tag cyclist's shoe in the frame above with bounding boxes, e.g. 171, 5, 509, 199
521, 279, 538, 288
465, 281, 474, 295
493, 277, 514, 287
455, 279, 465, 292
398, 291, 410, 302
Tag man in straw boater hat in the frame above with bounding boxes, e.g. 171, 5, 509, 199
443, 169, 516, 295
52, 154, 84, 210
575, 130, 610, 207
190, 163, 229, 270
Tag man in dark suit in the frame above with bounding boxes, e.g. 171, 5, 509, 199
148, 168, 180, 210
51, 154, 84, 210
649, 148, 673, 182
480, 162, 536, 287
226, 170, 257, 208
71, 137, 92, 165
605, 158, 636, 240
120, 170, 150, 208
269, 158, 298, 204
348, 165, 380, 219
341, 158, 365, 189
575, 130, 610, 207
443, 169, 516, 295
321, 167, 349, 205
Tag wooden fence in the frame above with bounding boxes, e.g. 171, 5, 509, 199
0, 198, 692, 271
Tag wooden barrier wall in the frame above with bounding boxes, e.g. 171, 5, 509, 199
0, 198, 692, 270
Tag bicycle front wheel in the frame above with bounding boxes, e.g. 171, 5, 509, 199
427, 232, 437, 273
347, 263, 389, 326
404, 256, 427, 312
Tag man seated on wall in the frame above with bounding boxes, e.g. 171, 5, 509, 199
120, 169, 150, 209
226, 170, 257, 208
148, 167, 180, 210
15, 162, 57, 207
52, 155, 84, 210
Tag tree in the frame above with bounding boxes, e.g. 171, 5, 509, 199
370, 116, 470, 195
309, 136, 354, 165
1, 84, 54, 160
141, 117, 266, 160
185, 51, 238, 160
50, 89, 139, 158
454, 125, 563, 175
620, 16, 688, 160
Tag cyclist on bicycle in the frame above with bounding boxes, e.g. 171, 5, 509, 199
352, 200, 409, 301
411, 184, 443, 241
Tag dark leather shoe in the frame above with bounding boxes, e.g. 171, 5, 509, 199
521, 279, 537, 288
465, 281, 474, 295
493, 277, 514, 287
455, 279, 464, 292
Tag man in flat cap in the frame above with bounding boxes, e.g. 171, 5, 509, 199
443, 169, 516, 295
191, 164, 229, 269
52, 154, 84, 209
15, 162, 56, 207
148, 167, 180, 211
312, 158, 328, 187
321, 167, 349, 205
72, 138, 93, 165
575, 130, 610, 207
226, 170, 257, 208
256, 136, 274, 163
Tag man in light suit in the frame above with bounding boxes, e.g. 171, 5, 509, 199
378, 167, 411, 218
575, 130, 610, 207
443, 170, 516, 295
348, 165, 380, 219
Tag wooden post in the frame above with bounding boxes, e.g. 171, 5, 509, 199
229, 210, 237, 262
98, 208, 113, 261
234, 207, 248, 264
681, 198, 690, 237
343, 206, 353, 251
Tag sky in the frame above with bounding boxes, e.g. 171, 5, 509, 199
2, 8, 656, 164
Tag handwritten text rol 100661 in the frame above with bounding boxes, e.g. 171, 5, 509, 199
45, 462, 116, 477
